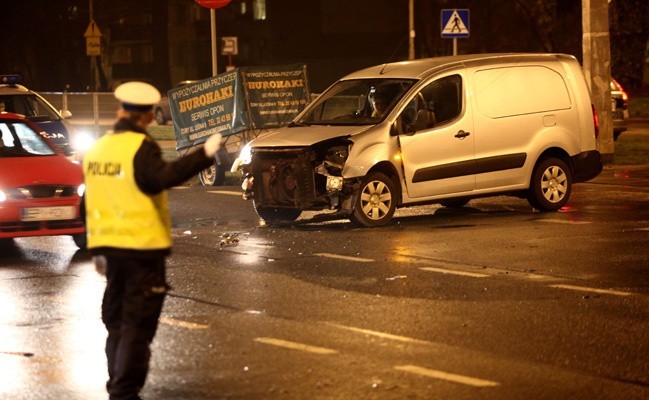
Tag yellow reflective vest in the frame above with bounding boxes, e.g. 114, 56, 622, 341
83, 132, 172, 250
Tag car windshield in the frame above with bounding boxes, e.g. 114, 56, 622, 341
295, 78, 415, 126
0, 121, 56, 157
0, 94, 61, 122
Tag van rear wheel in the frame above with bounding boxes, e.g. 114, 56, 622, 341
527, 157, 572, 211
350, 172, 396, 227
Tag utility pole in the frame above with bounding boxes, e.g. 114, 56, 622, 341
408, 0, 415, 60
211, 9, 218, 75
582, 0, 614, 163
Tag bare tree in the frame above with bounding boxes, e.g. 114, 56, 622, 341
609, 0, 649, 94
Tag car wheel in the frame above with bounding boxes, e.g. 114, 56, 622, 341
527, 157, 572, 211
198, 160, 226, 186
350, 172, 396, 227
254, 202, 302, 225
154, 108, 166, 125
72, 234, 87, 249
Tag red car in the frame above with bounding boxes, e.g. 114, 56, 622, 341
0, 112, 86, 248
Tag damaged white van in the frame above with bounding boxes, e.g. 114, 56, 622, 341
232, 53, 603, 227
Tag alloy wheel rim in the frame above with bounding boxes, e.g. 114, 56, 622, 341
201, 165, 216, 184
360, 180, 392, 220
541, 166, 567, 203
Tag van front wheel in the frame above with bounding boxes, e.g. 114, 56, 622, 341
350, 172, 396, 227
527, 157, 572, 211
254, 203, 302, 225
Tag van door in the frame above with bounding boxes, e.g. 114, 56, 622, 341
397, 73, 475, 199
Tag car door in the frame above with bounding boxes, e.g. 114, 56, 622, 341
397, 73, 475, 199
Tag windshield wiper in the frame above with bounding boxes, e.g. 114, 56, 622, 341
287, 121, 310, 127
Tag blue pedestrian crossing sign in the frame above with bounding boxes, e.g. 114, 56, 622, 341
441, 9, 470, 38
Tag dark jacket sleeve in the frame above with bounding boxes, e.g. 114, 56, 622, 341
133, 138, 214, 194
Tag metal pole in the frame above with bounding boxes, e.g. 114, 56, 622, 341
453, 38, 457, 56
211, 9, 218, 76
93, 92, 99, 138
408, 0, 415, 60
89, 0, 96, 91
89, 0, 99, 137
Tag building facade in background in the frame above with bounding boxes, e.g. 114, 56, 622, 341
0, 0, 646, 95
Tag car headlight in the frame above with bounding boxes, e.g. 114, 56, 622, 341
72, 130, 96, 152
0, 189, 6, 202
77, 184, 86, 197
231, 143, 253, 172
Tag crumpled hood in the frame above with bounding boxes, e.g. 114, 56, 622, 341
249, 125, 372, 148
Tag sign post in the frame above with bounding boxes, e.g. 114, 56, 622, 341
221, 36, 238, 71
84, 19, 102, 135
194, 0, 232, 76
84, 20, 102, 56
441, 9, 470, 56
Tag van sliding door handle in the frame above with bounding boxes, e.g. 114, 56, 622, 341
455, 130, 471, 139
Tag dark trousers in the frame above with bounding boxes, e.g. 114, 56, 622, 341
102, 255, 167, 400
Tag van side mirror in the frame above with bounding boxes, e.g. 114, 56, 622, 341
60, 110, 73, 119
414, 109, 435, 131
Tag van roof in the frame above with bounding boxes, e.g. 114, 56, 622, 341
343, 53, 576, 81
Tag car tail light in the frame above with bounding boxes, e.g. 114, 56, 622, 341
612, 78, 629, 110
591, 103, 599, 139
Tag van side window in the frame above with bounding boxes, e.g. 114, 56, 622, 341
399, 74, 462, 133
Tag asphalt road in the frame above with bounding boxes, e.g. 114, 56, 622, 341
1, 160, 648, 399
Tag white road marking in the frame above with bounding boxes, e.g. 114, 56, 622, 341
549, 284, 634, 297
254, 337, 338, 355
420, 266, 490, 278
395, 365, 500, 387
207, 190, 243, 196
160, 317, 209, 329
325, 322, 430, 345
536, 219, 591, 225
314, 253, 374, 263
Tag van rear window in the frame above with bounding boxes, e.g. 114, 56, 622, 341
474, 66, 571, 118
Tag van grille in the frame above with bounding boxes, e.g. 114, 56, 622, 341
251, 148, 317, 208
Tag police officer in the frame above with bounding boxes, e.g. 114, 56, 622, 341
83, 81, 222, 400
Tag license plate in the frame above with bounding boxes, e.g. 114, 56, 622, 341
21, 206, 76, 221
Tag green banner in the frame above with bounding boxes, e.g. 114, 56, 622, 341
241, 64, 310, 129
170, 64, 310, 150
169, 70, 247, 150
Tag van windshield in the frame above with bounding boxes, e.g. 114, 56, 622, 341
295, 79, 415, 126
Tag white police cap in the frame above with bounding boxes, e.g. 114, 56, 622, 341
114, 81, 161, 111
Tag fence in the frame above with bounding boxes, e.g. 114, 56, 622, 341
40, 92, 120, 127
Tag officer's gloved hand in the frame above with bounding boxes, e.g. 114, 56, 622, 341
204, 133, 222, 158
